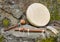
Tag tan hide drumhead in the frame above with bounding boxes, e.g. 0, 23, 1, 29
26, 3, 50, 27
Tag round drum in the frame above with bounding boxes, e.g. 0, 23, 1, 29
26, 3, 50, 27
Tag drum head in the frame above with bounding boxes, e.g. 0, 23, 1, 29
26, 3, 50, 27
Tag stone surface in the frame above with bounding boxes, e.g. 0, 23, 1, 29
10, 25, 45, 38
0, 9, 18, 26
0, 0, 60, 42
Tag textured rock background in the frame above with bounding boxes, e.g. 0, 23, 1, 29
0, 0, 60, 42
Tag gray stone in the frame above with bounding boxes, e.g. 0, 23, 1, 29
10, 25, 46, 39
2, 4, 23, 19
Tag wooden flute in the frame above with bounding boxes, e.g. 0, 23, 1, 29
15, 28, 45, 33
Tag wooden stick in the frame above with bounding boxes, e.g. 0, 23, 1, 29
4, 24, 18, 31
